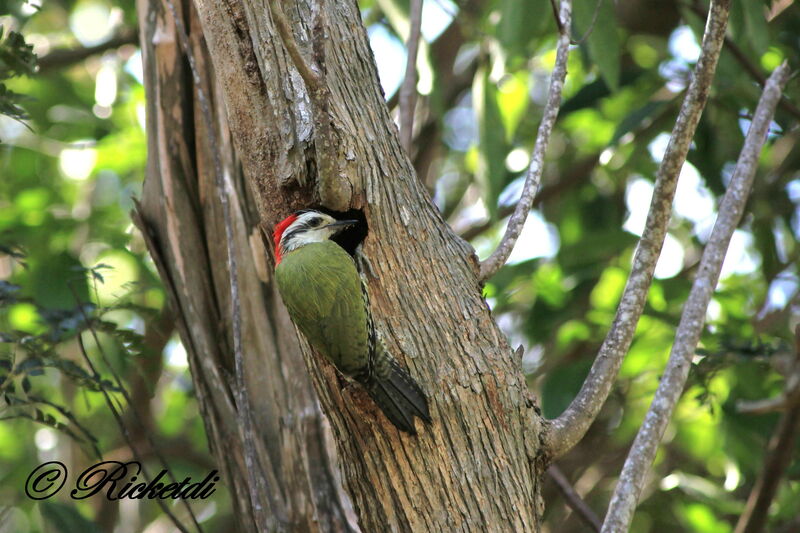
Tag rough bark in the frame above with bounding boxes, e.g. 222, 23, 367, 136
134, 0, 356, 530
135, 0, 546, 531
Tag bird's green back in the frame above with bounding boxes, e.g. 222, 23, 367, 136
275, 240, 370, 375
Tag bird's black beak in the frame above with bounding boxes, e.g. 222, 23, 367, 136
326, 219, 359, 231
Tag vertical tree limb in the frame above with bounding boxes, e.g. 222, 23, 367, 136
686, 3, 800, 122
478, 0, 572, 281
164, 0, 284, 528
137, 0, 358, 529
543, 0, 732, 460
601, 61, 791, 533
399, 0, 423, 152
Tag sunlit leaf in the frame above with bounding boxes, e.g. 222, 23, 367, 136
574, 0, 620, 91
474, 66, 510, 218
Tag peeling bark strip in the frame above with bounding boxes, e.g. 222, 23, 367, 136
601, 62, 791, 533
162, 0, 277, 528
543, 0, 733, 461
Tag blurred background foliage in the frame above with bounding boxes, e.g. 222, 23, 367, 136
0, 0, 798, 531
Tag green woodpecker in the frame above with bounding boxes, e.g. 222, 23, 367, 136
273, 210, 431, 434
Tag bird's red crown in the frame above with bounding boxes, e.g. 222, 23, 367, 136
273, 213, 299, 265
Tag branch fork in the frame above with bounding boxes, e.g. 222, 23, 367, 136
602, 61, 790, 532
543, 0, 734, 462
478, 0, 573, 282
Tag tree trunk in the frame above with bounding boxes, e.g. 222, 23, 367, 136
134, 0, 356, 530
135, 0, 546, 531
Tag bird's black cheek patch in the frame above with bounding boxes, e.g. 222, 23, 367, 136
317, 207, 368, 257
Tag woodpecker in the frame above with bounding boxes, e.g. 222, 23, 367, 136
273, 209, 431, 434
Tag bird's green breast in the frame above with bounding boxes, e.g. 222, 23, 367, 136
275, 241, 370, 375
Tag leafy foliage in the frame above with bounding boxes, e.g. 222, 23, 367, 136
0, 272, 152, 460
0, 24, 37, 134
1, 0, 799, 531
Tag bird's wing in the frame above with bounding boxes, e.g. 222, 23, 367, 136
276, 241, 370, 375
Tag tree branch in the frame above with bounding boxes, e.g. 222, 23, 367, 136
602, 61, 791, 533
399, 0, 423, 153
549, 464, 602, 532
687, 3, 800, 122
73, 336, 196, 533
734, 325, 800, 533
478, 0, 572, 281
543, 0, 732, 460
458, 153, 599, 240
37, 28, 138, 72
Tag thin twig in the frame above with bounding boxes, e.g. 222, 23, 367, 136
37, 28, 139, 72
478, 0, 572, 281
571, 0, 603, 46
736, 397, 800, 533
74, 334, 194, 533
602, 61, 791, 533
543, 0, 732, 460
737, 393, 795, 414
736, 355, 800, 414
399, 0, 423, 152
268, 1, 323, 93
548, 465, 602, 532
734, 325, 800, 533
72, 281, 205, 533
164, 0, 284, 529
548, 0, 564, 34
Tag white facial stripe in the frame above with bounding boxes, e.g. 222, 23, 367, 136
280, 212, 338, 254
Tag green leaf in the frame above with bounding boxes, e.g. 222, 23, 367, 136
574, 0, 620, 91
0, 28, 37, 79
27, 395, 101, 457
40, 502, 103, 533
29, 252, 90, 311
474, 66, 510, 219
742, 1, 770, 56
498, 0, 551, 56
15, 357, 44, 375
0, 27, 37, 139
497, 71, 529, 141
610, 100, 666, 146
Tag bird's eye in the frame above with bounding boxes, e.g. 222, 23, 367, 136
308, 217, 322, 227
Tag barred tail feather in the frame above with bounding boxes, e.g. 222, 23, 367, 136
363, 358, 431, 435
